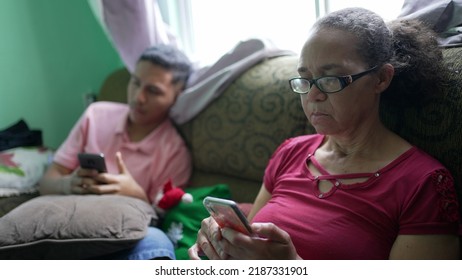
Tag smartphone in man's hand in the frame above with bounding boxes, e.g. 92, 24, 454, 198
78, 153, 107, 173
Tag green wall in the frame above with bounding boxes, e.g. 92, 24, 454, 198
0, 0, 122, 149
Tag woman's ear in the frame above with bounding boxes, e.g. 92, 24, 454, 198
375, 63, 394, 94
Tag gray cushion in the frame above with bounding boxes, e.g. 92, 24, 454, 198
0, 195, 157, 259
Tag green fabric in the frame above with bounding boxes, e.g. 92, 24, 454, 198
161, 184, 230, 260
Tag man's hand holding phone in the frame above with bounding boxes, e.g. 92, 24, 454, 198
75, 152, 109, 191
75, 152, 149, 201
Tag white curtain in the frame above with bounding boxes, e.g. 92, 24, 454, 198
88, 0, 177, 73
88, 0, 294, 124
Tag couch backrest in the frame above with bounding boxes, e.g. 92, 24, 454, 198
99, 47, 462, 210
177, 56, 313, 183
178, 47, 462, 209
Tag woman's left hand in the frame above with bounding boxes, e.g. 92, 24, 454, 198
189, 218, 301, 260
217, 222, 301, 260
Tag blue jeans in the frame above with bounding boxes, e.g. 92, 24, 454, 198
98, 227, 175, 260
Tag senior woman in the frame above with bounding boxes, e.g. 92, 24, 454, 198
189, 7, 460, 260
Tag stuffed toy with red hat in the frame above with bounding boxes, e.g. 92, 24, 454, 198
154, 179, 193, 217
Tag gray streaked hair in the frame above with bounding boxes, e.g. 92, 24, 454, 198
313, 7, 393, 68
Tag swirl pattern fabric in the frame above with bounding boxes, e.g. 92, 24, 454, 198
178, 56, 311, 182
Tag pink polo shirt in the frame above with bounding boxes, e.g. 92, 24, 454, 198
53, 101, 191, 203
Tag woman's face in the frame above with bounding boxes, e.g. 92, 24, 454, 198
297, 27, 380, 137
127, 60, 182, 127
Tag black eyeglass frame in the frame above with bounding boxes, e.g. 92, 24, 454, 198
289, 65, 378, 94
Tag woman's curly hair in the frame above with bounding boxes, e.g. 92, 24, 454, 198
384, 19, 447, 107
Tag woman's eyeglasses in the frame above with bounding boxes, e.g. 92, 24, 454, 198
289, 66, 378, 94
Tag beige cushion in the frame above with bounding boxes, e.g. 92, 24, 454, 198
0, 195, 157, 259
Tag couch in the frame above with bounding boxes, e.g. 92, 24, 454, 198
2, 46, 462, 211
98, 46, 462, 209
1, 45, 461, 257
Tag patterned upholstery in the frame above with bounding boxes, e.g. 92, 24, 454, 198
179, 57, 310, 178
178, 56, 314, 201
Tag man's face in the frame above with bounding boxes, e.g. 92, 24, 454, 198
127, 60, 182, 126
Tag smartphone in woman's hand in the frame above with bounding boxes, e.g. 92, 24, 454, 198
203, 196, 252, 235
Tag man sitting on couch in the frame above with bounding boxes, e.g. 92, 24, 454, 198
38, 44, 192, 259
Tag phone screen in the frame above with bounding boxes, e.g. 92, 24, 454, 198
203, 197, 252, 235
78, 153, 107, 173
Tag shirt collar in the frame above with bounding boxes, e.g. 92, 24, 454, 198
118, 116, 172, 155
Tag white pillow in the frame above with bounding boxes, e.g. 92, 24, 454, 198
0, 147, 53, 197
